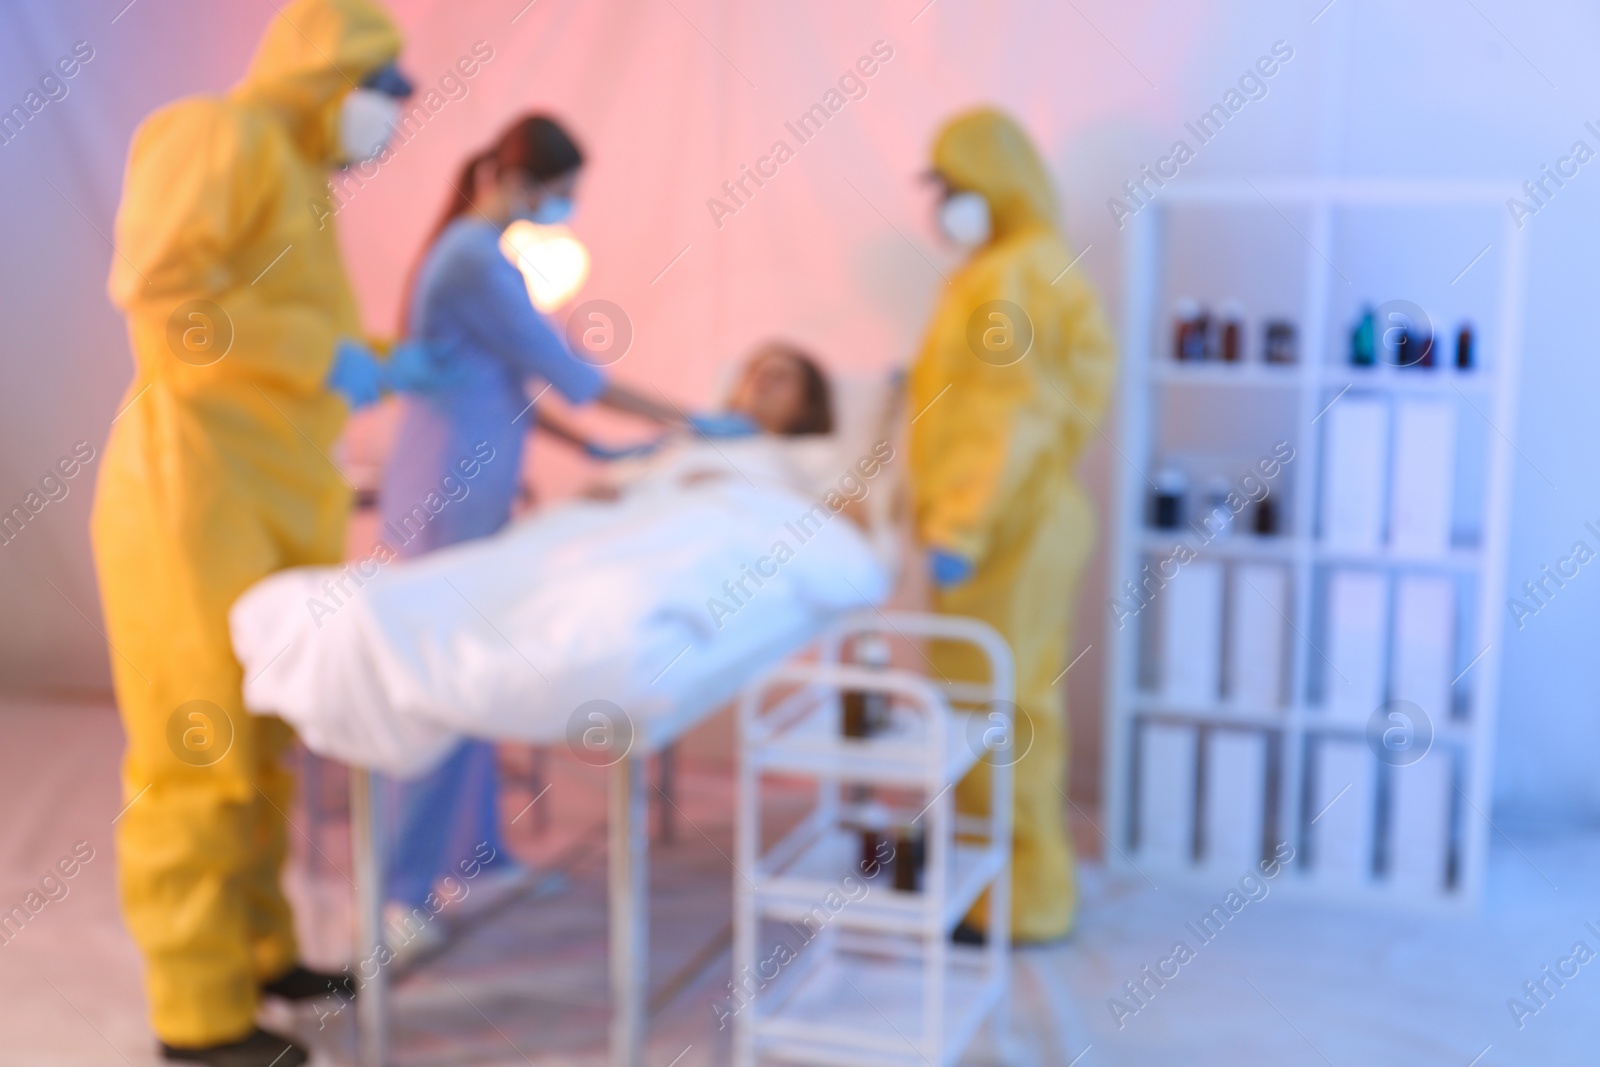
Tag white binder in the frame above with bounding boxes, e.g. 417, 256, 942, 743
1321, 397, 1389, 550
1389, 400, 1456, 555
1392, 575, 1455, 724
1310, 737, 1376, 886
1161, 560, 1224, 705
1138, 723, 1198, 866
1203, 729, 1268, 871
1228, 563, 1289, 708
1326, 570, 1389, 720
1388, 753, 1453, 894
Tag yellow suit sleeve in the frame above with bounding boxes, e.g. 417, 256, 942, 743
910, 284, 1032, 561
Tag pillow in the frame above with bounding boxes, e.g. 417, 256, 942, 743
710, 364, 901, 485
711, 364, 906, 568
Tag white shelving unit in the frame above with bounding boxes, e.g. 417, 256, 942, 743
1103, 180, 1524, 908
735, 610, 1014, 1066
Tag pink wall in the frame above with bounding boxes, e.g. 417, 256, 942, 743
0, 0, 1246, 807
13, 0, 1600, 821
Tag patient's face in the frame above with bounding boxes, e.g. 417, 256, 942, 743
730, 351, 807, 434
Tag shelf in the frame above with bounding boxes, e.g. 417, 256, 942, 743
1131, 699, 1287, 727
1127, 700, 1477, 742
1107, 184, 1521, 910
1136, 534, 1481, 569
1319, 367, 1492, 397
1150, 360, 1303, 387
1298, 715, 1476, 742
1313, 543, 1482, 570
756, 828, 1002, 935
749, 701, 984, 787
751, 944, 1001, 1067
1140, 532, 1297, 561
1147, 360, 1493, 395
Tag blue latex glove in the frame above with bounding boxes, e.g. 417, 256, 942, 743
584, 437, 667, 462
687, 412, 759, 439
929, 549, 975, 588
385, 338, 460, 394
327, 339, 384, 410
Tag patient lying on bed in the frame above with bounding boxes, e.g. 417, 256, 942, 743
560, 342, 874, 521
230, 342, 895, 776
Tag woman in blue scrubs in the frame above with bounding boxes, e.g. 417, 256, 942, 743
379, 115, 691, 942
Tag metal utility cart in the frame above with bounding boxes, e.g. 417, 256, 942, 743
733, 610, 1015, 1067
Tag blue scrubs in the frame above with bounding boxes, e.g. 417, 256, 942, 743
380, 217, 605, 907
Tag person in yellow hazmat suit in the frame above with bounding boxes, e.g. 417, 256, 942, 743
91, 2, 433, 1064
909, 107, 1116, 944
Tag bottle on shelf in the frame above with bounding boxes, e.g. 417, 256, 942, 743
1456, 322, 1475, 370
840, 633, 892, 738
1202, 478, 1234, 538
1393, 325, 1435, 369
854, 810, 927, 892
1173, 298, 1210, 362
892, 822, 927, 892
1414, 328, 1436, 369
1350, 305, 1376, 366
1219, 301, 1244, 363
851, 797, 893, 879
840, 634, 892, 881
1253, 494, 1279, 536
1263, 319, 1298, 364
1151, 466, 1187, 530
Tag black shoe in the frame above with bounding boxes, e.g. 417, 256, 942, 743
952, 920, 987, 946
261, 963, 356, 1001
160, 1027, 308, 1067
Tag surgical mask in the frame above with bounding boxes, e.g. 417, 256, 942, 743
520, 195, 574, 226
938, 191, 992, 248
338, 88, 401, 163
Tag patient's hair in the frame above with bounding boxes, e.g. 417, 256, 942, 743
761, 342, 834, 437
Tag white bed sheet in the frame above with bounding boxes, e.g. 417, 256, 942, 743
231, 453, 889, 778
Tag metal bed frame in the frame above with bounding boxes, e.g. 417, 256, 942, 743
347, 737, 692, 1067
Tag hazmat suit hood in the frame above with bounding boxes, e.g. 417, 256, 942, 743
931, 107, 1058, 242
231, 0, 402, 165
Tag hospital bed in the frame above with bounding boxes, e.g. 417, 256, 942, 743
232, 371, 907, 1066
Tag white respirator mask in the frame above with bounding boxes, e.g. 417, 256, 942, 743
937, 190, 992, 248
338, 88, 402, 163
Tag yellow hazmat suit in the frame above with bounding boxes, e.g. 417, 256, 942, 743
909, 108, 1116, 942
92, 0, 400, 1046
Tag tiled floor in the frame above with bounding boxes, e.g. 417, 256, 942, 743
2, 695, 1595, 1066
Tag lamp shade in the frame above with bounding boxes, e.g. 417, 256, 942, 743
500, 220, 590, 312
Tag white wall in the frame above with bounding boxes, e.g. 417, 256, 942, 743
0, 0, 1594, 821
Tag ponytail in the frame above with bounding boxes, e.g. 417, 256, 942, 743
435, 150, 494, 241
398, 151, 490, 332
